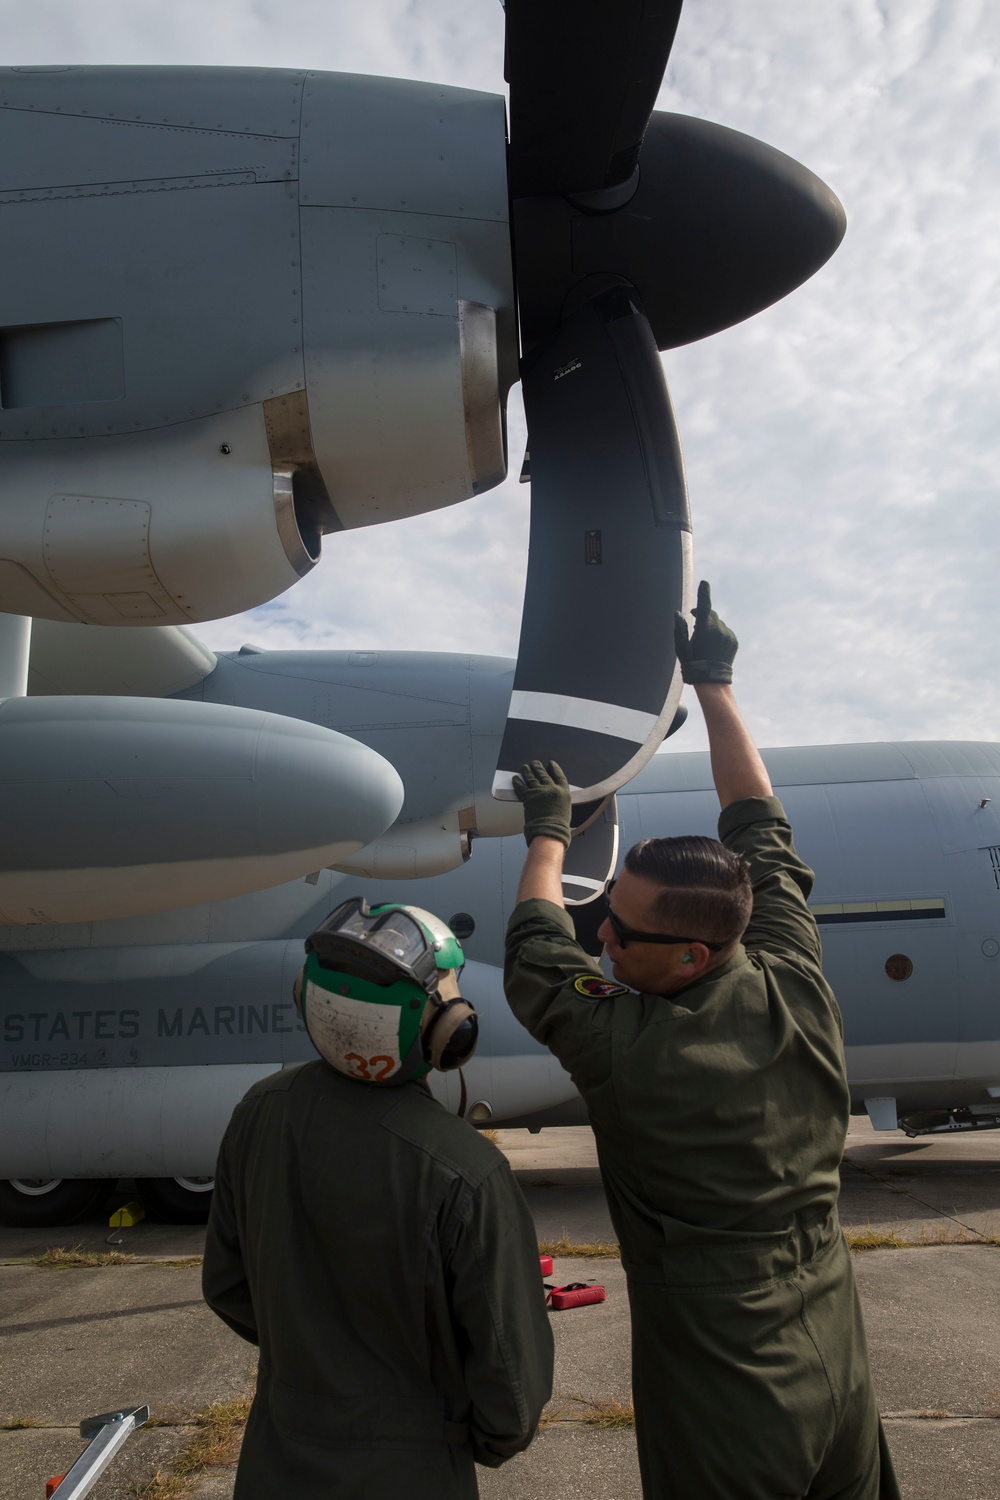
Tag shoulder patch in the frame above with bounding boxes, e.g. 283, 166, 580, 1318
573, 975, 629, 1000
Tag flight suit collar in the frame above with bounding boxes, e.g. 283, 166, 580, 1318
645, 944, 749, 1012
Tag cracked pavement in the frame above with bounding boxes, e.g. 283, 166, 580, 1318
3, 1118, 999, 1499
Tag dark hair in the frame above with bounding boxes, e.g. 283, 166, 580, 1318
623, 836, 752, 950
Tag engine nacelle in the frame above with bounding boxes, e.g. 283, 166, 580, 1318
178, 647, 526, 879
0, 694, 403, 923
332, 814, 474, 881
0, 67, 514, 625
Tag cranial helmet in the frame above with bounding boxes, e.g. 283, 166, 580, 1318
297, 896, 478, 1085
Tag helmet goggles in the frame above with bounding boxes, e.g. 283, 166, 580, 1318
300, 897, 478, 1085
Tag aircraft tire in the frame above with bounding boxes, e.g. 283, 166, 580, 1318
136, 1176, 215, 1224
0, 1177, 117, 1228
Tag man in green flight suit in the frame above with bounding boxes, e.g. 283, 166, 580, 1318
204, 897, 553, 1500
504, 582, 900, 1500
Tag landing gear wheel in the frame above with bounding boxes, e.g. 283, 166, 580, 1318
0, 1178, 117, 1229
136, 1177, 215, 1224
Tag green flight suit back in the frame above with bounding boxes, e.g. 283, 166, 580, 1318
504, 796, 900, 1500
203, 1061, 553, 1500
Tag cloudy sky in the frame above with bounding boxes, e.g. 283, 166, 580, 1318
7, 0, 998, 753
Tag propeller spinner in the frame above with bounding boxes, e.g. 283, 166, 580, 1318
493, 0, 846, 800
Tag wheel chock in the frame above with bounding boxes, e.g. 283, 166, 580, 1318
108, 1201, 145, 1229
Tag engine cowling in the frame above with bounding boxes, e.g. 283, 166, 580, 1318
0, 67, 514, 625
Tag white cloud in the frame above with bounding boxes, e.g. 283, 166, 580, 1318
0, 0, 503, 81
652, 0, 1000, 748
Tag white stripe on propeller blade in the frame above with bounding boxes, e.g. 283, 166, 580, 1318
508, 690, 656, 744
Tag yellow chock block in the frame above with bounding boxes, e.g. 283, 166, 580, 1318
109, 1200, 146, 1229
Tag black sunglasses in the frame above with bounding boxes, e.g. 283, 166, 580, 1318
603, 879, 724, 952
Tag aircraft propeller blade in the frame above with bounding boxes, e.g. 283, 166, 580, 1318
492, 286, 690, 801
562, 793, 619, 907
504, 0, 684, 200
496, 1, 845, 799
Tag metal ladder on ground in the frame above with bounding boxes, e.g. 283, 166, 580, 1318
45, 1406, 149, 1499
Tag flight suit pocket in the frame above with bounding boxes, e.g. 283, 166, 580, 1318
654, 1209, 797, 1292
648, 1207, 839, 1292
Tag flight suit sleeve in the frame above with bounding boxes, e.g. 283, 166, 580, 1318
202, 1123, 259, 1346
504, 897, 615, 1093
442, 1157, 554, 1467
719, 795, 822, 966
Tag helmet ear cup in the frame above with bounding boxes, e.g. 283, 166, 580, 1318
421, 997, 479, 1071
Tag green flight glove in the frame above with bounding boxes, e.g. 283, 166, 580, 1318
512, 760, 573, 847
673, 580, 739, 685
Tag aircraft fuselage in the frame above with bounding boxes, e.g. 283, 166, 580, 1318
2, 650, 999, 1189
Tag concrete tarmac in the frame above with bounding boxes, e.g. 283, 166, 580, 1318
2, 1118, 999, 1498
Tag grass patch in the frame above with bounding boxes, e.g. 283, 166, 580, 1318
538, 1235, 620, 1260
2, 1417, 44, 1430
178, 1396, 253, 1470
542, 1396, 635, 1429
21, 1248, 203, 1270
134, 1474, 188, 1500
915, 1409, 950, 1420
135, 1395, 253, 1499
846, 1229, 907, 1250
846, 1225, 1000, 1250
579, 1398, 635, 1429
33, 1245, 136, 1268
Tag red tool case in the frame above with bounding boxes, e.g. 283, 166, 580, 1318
545, 1282, 606, 1310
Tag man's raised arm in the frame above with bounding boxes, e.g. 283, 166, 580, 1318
677, 581, 822, 963
696, 684, 772, 809
675, 581, 772, 810
513, 760, 572, 908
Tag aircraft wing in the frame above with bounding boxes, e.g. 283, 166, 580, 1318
27, 619, 216, 698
